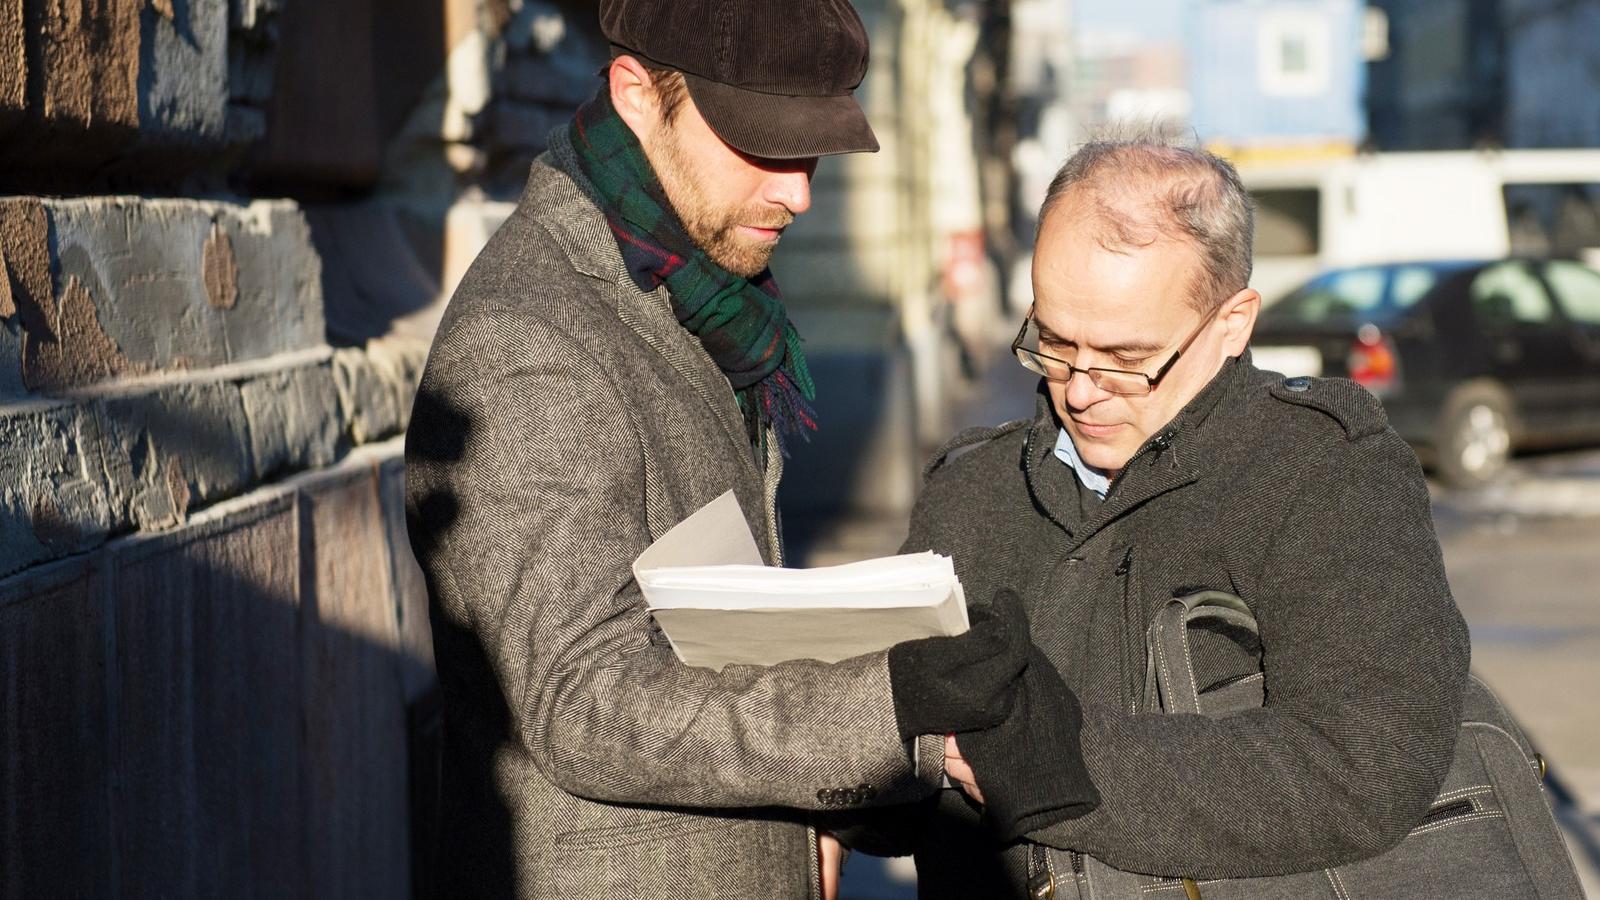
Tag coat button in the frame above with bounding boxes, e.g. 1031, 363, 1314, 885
1283, 376, 1312, 392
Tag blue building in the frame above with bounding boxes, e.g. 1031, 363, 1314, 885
1186, 0, 1369, 154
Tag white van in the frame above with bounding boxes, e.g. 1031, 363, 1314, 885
1238, 149, 1600, 302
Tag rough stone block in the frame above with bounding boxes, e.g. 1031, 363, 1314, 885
35, 198, 325, 392
0, 402, 116, 577
1, 197, 325, 398
94, 379, 255, 529
0, 556, 113, 899
110, 489, 304, 896
240, 358, 342, 481
297, 465, 410, 898
140, 0, 231, 148
0, 0, 22, 127
0, 0, 274, 188
333, 338, 428, 445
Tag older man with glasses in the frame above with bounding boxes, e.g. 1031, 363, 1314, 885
838, 136, 1471, 898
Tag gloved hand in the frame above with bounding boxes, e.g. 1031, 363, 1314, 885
886, 588, 1030, 741
958, 646, 1100, 842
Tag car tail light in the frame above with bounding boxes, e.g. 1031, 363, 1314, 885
1348, 324, 1399, 395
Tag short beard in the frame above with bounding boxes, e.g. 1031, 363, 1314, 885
647, 121, 792, 279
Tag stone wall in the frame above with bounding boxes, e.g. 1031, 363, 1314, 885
0, 0, 504, 895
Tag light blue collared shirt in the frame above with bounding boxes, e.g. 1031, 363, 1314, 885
1053, 428, 1110, 499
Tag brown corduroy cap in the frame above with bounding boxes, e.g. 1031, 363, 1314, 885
599, 0, 880, 159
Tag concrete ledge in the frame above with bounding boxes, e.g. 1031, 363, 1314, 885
0, 196, 325, 398
0, 339, 426, 578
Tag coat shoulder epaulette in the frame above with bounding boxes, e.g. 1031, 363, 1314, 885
1264, 375, 1388, 441
921, 418, 1030, 481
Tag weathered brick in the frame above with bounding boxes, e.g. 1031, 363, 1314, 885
36, 198, 325, 391
239, 357, 343, 480
32, 0, 141, 137
297, 464, 410, 898
110, 488, 305, 896
0, 0, 272, 188
93, 379, 255, 529
333, 338, 428, 445
138, 0, 231, 148
0, 402, 116, 577
0, 556, 113, 899
0, 0, 22, 125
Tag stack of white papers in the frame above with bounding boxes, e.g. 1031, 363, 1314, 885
633, 492, 969, 670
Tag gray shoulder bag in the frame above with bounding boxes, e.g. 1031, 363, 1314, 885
1026, 590, 1586, 900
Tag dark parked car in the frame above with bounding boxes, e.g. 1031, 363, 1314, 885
1251, 259, 1600, 487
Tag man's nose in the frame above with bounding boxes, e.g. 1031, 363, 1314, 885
1064, 367, 1109, 409
764, 167, 814, 216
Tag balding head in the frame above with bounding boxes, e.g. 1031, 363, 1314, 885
1039, 135, 1254, 313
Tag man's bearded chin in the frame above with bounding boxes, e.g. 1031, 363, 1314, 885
689, 210, 794, 279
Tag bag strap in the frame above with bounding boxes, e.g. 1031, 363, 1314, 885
1141, 590, 1258, 714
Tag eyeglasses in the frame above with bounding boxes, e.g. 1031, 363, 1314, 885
1011, 308, 1213, 396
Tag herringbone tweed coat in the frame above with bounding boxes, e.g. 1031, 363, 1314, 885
404, 129, 940, 900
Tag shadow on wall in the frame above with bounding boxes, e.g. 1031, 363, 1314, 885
0, 444, 448, 899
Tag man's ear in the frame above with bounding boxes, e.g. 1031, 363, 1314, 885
609, 55, 658, 141
1217, 286, 1260, 357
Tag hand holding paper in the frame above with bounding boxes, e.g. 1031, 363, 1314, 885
633, 492, 970, 670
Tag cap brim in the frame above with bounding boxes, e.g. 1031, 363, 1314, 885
683, 73, 879, 159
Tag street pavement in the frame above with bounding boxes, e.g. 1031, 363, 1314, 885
804, 361, 1600, 899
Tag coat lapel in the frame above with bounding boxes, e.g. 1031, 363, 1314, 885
530, 136, 761, 479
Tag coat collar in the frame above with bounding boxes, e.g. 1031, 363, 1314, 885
521, 131, 760, 476
1022, 354, 1253, 548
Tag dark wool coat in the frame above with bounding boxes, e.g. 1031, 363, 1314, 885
404, 129, 941, 900
877, 356, 1471, 898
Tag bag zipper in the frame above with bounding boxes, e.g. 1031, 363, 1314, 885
1026, 844, 1057, 899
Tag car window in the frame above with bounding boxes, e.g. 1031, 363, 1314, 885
1542, 260, 1600, 326
1392, 265, 1440, 309
1470, 262, 1554, 327
1265, 266, 1387, 325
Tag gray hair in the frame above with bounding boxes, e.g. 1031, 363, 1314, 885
1038, 131, 1254, 312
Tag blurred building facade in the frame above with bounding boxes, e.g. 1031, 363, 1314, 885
1366, 0, 1600, 260
1189, 0, 1368, 159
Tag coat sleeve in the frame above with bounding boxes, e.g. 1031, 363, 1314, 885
1023, 427, 1471, 878
406, 309, 942, 811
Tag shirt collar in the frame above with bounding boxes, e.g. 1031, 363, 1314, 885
1053, 428, 1110, 499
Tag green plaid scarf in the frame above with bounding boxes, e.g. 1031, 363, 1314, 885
568, 90, 817, 456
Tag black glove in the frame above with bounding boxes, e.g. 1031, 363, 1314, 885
886, 588, 1030, 741
958, 646, 1100, 842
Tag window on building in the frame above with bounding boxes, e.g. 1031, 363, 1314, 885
1252, 188, 1320, 256
1258, 14, 1331, 97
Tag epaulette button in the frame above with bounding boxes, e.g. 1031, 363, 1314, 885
1283, 376, 1312, 392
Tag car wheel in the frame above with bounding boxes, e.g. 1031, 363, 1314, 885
1436, 383, 1514, 489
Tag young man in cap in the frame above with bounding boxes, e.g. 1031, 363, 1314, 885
404, 2, 1051, 897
